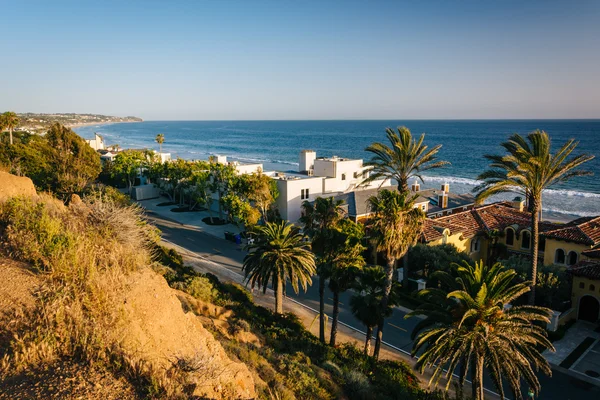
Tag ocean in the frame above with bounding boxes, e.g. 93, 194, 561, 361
75, 120, 600, 219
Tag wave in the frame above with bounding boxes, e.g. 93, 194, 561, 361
540, 206, 599, 218
422, 175, 600, 198
234, 156, 300, 166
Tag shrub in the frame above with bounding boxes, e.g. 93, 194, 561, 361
343, 370, 374, 400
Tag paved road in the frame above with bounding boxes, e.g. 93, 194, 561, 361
148, 211, 600, 400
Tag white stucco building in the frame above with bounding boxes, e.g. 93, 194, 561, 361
85, 133, 105, 151
267, 150, 391, 223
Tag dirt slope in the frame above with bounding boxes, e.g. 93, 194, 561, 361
0, 172, 36, 201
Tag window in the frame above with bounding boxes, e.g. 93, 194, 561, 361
579, 282, 585, 289
591, 284, 596, 291
300, 189, 310, 200
567, 251, 578, 266
521, 231, 531, 249
341, 173, 346, 181
555, 249, 565, 264
538, 236, 546, 253
471, 238, 481, 252
505, 228, 515, 246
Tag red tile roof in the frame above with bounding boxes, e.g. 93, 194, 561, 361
420, 202, 564, 243
542, 216, 600, 246
582, 246, 600, 259
567, 260, 600, 280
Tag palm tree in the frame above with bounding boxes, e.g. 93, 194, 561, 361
474, 130, 594, 304
155, 133, 165, 153
243, 221, 316, 314
363, 126, 449, 192
408, 260, 554, 400
350, 266, 400, 355
2, 111, 20, 145
327, 218, 365, 347
368, 189, 425, 359
300, 196, 345, 343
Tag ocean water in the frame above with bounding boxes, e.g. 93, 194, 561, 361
75, 120, 600, 218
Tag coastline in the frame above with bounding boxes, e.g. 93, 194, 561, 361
67, 120, 140, 129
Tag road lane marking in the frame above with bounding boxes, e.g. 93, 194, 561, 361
327, 297, 344, 305
389, 323, 407, 332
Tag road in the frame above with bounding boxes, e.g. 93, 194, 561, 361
148, 211, 600, 400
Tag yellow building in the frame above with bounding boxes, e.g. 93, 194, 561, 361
568, 261, 600, 322
420, 203, 600, 322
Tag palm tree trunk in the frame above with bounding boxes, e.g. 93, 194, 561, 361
319, 276, 326, 343
364, 326, 373, 355
402, 254, 409, 289
471, 356, 485, 400
528, 198, 541, 305
374, 258, 395, 359
9, 128, 13, 145
329, 289, 340, 346
275, 275, 283, 314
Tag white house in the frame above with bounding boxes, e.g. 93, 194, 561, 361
85, 133, 105, 151
267, 150, 391, 223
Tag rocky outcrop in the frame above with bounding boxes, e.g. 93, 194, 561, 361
116, 268, 256, 399
0, 172, 37, 202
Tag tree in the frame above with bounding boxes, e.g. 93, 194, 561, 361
243, 221, 316, 314
327, 218, 365, 346
350, 266, 400, 355
209, 162, 237, 222
367, 189, 425, 359
246, 172, 279, 222
300, 196, 345, 343
45, 123, 102, 200
363, 126, 449, 192
474, 130, 594, 304
112, 150, 147, 194
408, 260, 554, 400
155, 133, 165, 153
2, 111, 20, 145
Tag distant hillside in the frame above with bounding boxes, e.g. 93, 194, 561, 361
15, 113, 142, 132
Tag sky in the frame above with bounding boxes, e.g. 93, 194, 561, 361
1, 0, 599, 120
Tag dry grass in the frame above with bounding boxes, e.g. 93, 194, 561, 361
0, 194, 193, 398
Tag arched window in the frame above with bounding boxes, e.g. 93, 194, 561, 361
471, 237, 481, 252
505, 228, 515, 246
555, 249, 566, 264
567, 251, 578, 266
580, 282, 585, 289
521, 231, 531, 249
591, 284, 596, 291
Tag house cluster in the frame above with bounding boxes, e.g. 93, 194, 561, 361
417, 200, 600, 323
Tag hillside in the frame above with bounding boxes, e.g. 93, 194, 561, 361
13, 113, 142, 133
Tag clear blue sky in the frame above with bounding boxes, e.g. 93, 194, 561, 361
1, 0, 599, 120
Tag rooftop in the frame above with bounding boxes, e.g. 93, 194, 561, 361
568, 260, 600, 280
542, 216, 600, 246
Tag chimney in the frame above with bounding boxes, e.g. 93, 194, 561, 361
441, 182, 449, 193
411, 179, 420, 192
299, 150, 316, 174
511, 196, 525, 212
438, 192, 448, 209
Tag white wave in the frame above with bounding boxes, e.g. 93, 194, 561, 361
235, 156, 299, 166
422, 175, 600, 199
540, 206, 599, 218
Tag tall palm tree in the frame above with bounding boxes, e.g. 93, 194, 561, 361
363, 126, 449, 192
155, 133, 165, 153
243, 221, 316, 314
408, 260, 554, 400
2, 111, 20, 145
350, 266, 400, 355
474, 130, 594, 304
300, 196, 345, 343
368, 189, 425, 359
327, 218, 365, 347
